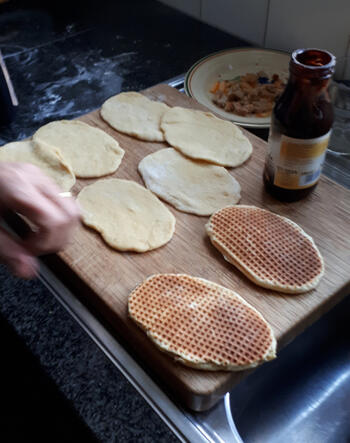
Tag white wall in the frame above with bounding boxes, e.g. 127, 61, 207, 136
158, 0, 350, 58
265, 0, 350, 58
201, 0, 269, 47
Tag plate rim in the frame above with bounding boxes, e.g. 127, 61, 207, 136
184, 47, 291, 128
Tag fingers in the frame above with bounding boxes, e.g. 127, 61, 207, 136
0, 162, 80, 257
23, 204, 79, 256
0, 226, 38, 278
23, 175, 81, 255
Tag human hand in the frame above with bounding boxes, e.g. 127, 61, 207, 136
0, 162, 80, 278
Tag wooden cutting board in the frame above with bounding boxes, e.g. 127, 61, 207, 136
49, 84, 350, 411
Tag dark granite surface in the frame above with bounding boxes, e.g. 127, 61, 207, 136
0, 0, 249, 144
0, 1, 248, 441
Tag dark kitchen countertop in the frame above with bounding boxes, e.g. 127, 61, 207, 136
0, 1, 249, 441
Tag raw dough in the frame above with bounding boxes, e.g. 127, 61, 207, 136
33, 120, 124, 178
0, 140, 75, 191
100, 92, 169, 141
160, 107, 252, 167
138, 148, 241, 216
77, 179, 176, 252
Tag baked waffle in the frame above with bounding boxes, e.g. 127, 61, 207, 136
206, 205, 324, 294
128, 274, 276, 371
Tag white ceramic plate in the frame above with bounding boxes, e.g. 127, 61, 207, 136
185, 48, 290, 128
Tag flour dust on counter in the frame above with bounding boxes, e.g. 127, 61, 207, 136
0, 46, 138, 145
27, 49, 137, 125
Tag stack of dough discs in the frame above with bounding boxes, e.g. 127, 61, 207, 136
100, 92, 169, 141
160, 107, 252, 167
77, 179, 175, 252
128, 274, 276, 371
0, 140, 75, 191
33, 120, 124, 178
206, 205, 324, 294
138, 148, 241, 216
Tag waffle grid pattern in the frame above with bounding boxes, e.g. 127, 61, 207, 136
128, 274, 275, 371
206, 206, 324, 293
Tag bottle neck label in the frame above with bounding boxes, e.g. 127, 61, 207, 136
266, 131, 331, 190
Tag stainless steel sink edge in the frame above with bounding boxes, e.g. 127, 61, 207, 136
38, 262, 241, 443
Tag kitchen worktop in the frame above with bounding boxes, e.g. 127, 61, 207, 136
0, 1, 249, 441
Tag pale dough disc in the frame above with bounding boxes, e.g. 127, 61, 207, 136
138, 148, 241, 216
0, 140, 75, 191
77, 179, 176, 252
160, 107, 253, 167
33, 120, 124, 178
100, 92, 169, 141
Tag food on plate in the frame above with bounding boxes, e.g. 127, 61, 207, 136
100, 91, 169, 142
206, 205, 324, 294
160, 106, 252, 167
210, 72, 285, 117
128, 273, 276, 371
77, 179, 175, 252
33, 120, 124, 178
0, 140, 75, 191
138, 148, 241, 216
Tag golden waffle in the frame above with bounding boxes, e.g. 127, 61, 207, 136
128, 274, 276, 371
206, 205, 324, 294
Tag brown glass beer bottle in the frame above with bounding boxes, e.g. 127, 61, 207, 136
264, 48, 336, 201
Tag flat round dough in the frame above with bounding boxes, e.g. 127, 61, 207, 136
160, 107, 253, 167
77, 179, 176, 252
139, 148, 241, 216
0, 140, 75, 191
100, 92, 169, 141
33, 120, 124, 178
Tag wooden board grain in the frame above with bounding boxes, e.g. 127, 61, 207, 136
53, 84, 350, 410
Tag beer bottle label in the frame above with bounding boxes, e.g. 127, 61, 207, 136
266, 131, 331, 189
